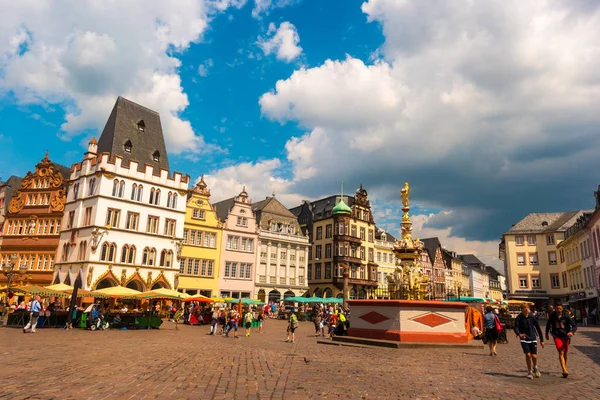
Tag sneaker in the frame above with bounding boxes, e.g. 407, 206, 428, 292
285, 339, 291, 342
291, 340, 295, 343
533, 368, 541, 378
527, 372, 533, 380
23, 328, 27, 333
246, 333, 249, 337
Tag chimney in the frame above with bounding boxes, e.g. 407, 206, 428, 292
85, 137, 98, 159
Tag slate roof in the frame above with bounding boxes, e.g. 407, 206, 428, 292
290, 195, 355, 222
375, 227, 397, 243
213, 197, 235, 223
504, 211, 588, 235
97, 96, 170, 172
421, 237, 442, 264
52, 163, 71, 181
0, 175, 23, 190
458, 254, 485, 267
252, 197, 297, 223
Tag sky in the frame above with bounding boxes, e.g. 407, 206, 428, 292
1, 0, 600, 271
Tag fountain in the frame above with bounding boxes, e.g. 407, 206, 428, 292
337, 182, 471, 346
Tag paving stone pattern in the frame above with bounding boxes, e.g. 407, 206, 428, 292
1, 320, 600, 399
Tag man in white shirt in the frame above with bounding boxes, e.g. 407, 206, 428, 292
24, 296, 42, 333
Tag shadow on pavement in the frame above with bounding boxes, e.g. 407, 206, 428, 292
575, 330, 600, 366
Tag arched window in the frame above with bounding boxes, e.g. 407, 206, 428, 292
108, 243, 117, 262
137, 120, 145, 131
167, 192, 172, 208
121, 245, 129, 264
152, 150, 160, 162
78, 241, 87, 260
155, 189, 161, 205
62, 244, 68, 261
128, 246, 136, 264
150, 188, 155, 205
100, 242, 109, 261
160, 249, 167, 266
112, 179, 119, 197
124, 140, 132, 153
149, 248, 156, 266
172, 193, 178, 208
131, 184, 137, 201
118, 180, 125, 198
142, 247, 149, 265
88, 178, 95, 196
166, 251, 173, 267
137, 185, 143, 202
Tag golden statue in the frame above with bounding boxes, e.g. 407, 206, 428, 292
401, 181, 410, 208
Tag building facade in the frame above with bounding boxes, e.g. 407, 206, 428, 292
179, 176, 222, 297
290, 185, 379, 299
422, 238, 446, 299
442, 249, 464, 298
53, 97, 188, 291
586, 186, 600, 314
214, 188, 258, 299
0, 154, 68, 286
0, 176, 23, 243
500, 211, 590, 309
375, 228, 397, 288
253, 195, 310, 302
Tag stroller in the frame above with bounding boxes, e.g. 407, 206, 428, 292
85, 305, 109, 331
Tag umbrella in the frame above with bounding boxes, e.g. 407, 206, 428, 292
45, 283, 75, 292
16, 285, 68, 298
323, 297, 343, 304
76, 289, 109, 298
224, 298, 264, 305
93, 286, 142, 298
138, 288, 190, 300
183, 295, 214, 303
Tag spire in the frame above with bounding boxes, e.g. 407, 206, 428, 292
332, 180, 352, 215
194, 174, 210, 196
85, 137, 98, 159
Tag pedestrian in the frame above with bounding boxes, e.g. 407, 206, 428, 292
314, 311, 321, 337
286, 312, 298, 343
546, 305, 554, 320
483, 306, 498, 356
545, 304, 577, 378
210, 308, 219, 335
244, 308, 253, 337
581, 307, 588, 327
23, 295, 42, 333
258, 310, 265, 333
514, 303, 545, 379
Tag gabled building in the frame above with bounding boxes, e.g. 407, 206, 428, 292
53, 97, 189, 291
213, 188, 258, 299
252, 195, 310, 302
0, 153, 69, 287
0, 175, 23, 235
459, 254, 489, 298
442, 249, 464, 299
290, 185, 379, 299
422, 238, 446, 300
375, 228, 397, 287
179, 176, 222, 297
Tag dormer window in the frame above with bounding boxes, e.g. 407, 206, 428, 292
152, 151, 160, 162
124, 140, 132, 153
137, 120, 145, 132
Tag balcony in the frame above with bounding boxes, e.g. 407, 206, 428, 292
334, 255, 362, 264
333, 276, 378, 287
375, 239, 394, 249
334, 233, 361, 244
259, 275, 266, 284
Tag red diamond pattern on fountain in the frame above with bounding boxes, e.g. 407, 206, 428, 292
359, 311, 390, 325
411, 313, 453, 328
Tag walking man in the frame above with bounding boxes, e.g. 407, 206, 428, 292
545, 304, 577, 378
23, 295, 42, 333
244, 308, 253, 337
514, 303, 545, 379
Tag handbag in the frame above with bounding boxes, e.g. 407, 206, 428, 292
494, 315, 503, 332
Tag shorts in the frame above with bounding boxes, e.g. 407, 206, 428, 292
520, 341, 538, 355
289, 326, 296, 333
554, 337, 570, 352
245, 322, 251, 329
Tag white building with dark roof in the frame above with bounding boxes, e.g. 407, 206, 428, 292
53, 97, 189, 291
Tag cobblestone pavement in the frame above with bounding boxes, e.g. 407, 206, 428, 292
1, 320, 600, 399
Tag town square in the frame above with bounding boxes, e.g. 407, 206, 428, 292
1, 0, 600, 399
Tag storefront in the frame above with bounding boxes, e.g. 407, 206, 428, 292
568, 289, 599, 323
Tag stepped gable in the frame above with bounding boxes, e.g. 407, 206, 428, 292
97, 96, 170, 172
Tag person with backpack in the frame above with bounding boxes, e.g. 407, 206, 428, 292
244, 308, 254, 337
514, 303, 545, 379
286, 312, 299, 343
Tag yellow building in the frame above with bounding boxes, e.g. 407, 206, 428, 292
375, 228, 397, 289
178, 176, 222, 297
442, 249, 464, 298
500, 211, 589, 309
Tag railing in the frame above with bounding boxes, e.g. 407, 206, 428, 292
374, 240, 394, 249
259, 275, 266, 284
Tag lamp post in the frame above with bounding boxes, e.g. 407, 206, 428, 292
2, 254, 28, 326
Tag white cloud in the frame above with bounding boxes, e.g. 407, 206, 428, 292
0, 0, 242, 155
258, 22, 302, 62
198, 58, 214, 77
252, 0, 296, 19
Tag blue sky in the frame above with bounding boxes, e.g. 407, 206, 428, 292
2, 0, 600, 269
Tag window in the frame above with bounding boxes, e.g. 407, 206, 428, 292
326, 224, 332, 238
516, 253, 525, 266
316, 226, 322, 240
118, 180, 125, 198
180, 258, 186, 274
307, 264, 312, 280
88, 178, 95, 196
368, 229, 374, 243
106, 208, 120, 228
164, 219, 176, 237
315, 263, 322, 279
244, 263, 251, 279
529, 253, 538, 265
383, 253, 388, 263
146, 216, 159, 234
67, 211, 75, 229
192, 209, 205, 219
377, 252, 381, 262
562, 271, 568, 288
325, 244, 332, 258
131, 184, 137, 200
137, 185, 143, 202
559, 248, 565, 263
315, 245, 322, 259
208, 260, 214, 277
360, 227, 366, 240
515, 236, 524, 246
112, 179, 119, 197
183, 229, 189, 244
236, 216, 248, 227
153, 150, 160, 162
137, 120, 145, 131
360, 267, 365, 280
351, 225, 357, 237
150, 188, 155, 205
519, 275, 528, 288
83, 207, 92, 226
531, 276, 541, 289
546, 235, 555, 245
124, 140, 132, 153
73, 183, 79, 199
125, 212, 139, 231
550, 274, 560, 288
548, 251, 557, 265
527, 235, 536, 245
360, 246, 365, 260
100, 242, 116, 262
155, 189, 160, 205
368, 248, 374, 262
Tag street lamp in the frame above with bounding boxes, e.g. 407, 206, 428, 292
2, 254, 28, 326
